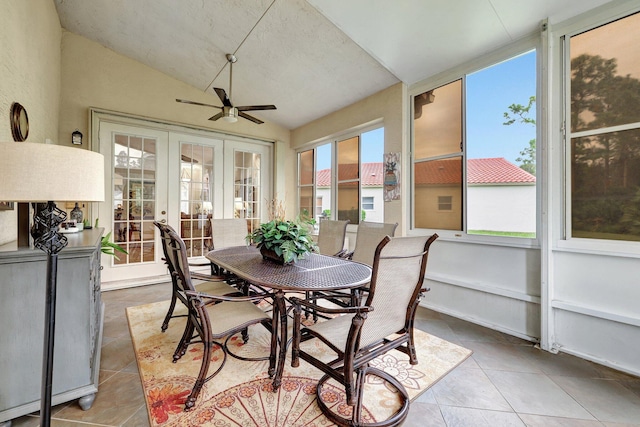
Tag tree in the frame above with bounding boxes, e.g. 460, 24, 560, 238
503, 96, 536, 175
570, 54, 640, 239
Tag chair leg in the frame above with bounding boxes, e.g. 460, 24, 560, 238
304, 291, 311, 320
161, 284, 178, 332
291, 304, 301, 368
173, 320, 194, 362
311, 291, 318, 323
407, 301, 419, 365
185, 340, 213, 411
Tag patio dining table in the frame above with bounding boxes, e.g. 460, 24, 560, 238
205, 245, 372, 390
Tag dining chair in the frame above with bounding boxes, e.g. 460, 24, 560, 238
304, 219, 350, 320
164, 227, 274, 411
187, 218, 249, 276
291, 233, 438, 427
154, 221, 237, 332
316, 220, 399, 311
211, 218, 249, 249
348, 220, 398, 266
316, 218, 350, 256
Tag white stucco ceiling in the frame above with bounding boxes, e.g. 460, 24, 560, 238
54, 0, 613, 130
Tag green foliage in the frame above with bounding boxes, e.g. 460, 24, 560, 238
516, 139, 536, 175
101, 231, 128, 260
503, 95, 536, 175
248, 218, 318, 264
570, 54, 640, 240
467, 230, 536, 238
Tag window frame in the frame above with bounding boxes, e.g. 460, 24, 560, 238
296, 122, 384, 231
362, 196, 374, 210
557, 4, 640, 256
408, 35, 541, 248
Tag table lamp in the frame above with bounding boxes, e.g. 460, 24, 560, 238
0, 141, 104, 427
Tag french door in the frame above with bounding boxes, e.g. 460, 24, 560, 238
98, 121, 271, 288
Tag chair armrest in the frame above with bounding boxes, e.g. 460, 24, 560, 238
189, 259, 212, 267
185, 290, 274, 304
289, 296, 373, 314
190, 271, 226, 282
334, 249, 348, 257
335, 250, 354, 259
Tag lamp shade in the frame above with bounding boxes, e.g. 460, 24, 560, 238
0, 141, 104, 202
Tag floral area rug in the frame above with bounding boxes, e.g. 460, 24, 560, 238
126, 299, 472, 426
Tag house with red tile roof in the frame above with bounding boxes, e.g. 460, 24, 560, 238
318, 158, 536, 233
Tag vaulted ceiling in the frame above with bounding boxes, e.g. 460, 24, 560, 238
54, 0, 612, 130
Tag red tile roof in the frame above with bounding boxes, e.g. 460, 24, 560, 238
316, 158, 535, 186
467, 158, 536, 184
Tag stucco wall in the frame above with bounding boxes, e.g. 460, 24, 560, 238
0, 0, 62, 245
59, 31, 290, 149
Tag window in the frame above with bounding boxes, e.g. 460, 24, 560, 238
438, 196, 452, 211
316, 196, 323, 217
362, 196, 374, 210
567, 12, 640, 242
298, 149, 314, 221
413, 50, 537, 238
297, 127, 384, 224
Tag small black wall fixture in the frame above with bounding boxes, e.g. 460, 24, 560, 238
72, 129, 83, 145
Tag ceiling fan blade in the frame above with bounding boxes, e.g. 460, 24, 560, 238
213, 88, 233, 107
176, 99, 221, 109
236, 105, 277, 112
238, 111, 264, 124
208, 112, 224, 121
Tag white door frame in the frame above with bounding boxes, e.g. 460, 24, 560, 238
90, 109, 274, 290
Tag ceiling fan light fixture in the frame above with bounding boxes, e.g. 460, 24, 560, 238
222, 106, 238, 123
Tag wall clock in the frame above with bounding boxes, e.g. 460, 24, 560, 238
10, 102, 29, 142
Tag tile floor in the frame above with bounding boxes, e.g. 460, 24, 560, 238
10, 282, 640, 427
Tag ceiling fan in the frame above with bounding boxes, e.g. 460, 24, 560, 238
176, 54, 276, 124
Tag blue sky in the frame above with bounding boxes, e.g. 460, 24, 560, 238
316, 50, 536, 169
466, 50, 536, 163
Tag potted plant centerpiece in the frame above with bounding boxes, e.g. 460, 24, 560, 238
248, 199, 317, 264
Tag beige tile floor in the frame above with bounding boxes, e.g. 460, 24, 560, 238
10, 282, 640, 427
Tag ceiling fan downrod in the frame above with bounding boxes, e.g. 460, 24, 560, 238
227, 54, 237, 101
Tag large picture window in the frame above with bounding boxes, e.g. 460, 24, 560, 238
297, 127, 384, 225
413, 50, 537, 238
568, 12, 640, 242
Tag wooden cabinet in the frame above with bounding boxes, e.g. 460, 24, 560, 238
0, 229, 103, 426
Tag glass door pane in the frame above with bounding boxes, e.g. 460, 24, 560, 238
113, 134, 157, 265
234, 151, 262, 232
179, 143, 215, 257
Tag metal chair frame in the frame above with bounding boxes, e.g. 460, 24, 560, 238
291, 233, 438, 427
164, 227, 275, 410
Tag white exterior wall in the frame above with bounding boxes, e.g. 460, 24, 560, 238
467, 184, 536, 233
361, 187, 384, 223
315, 186, 384, 224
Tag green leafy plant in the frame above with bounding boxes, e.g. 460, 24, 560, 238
101, 231, 128, 260
248, 218, 317, 264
